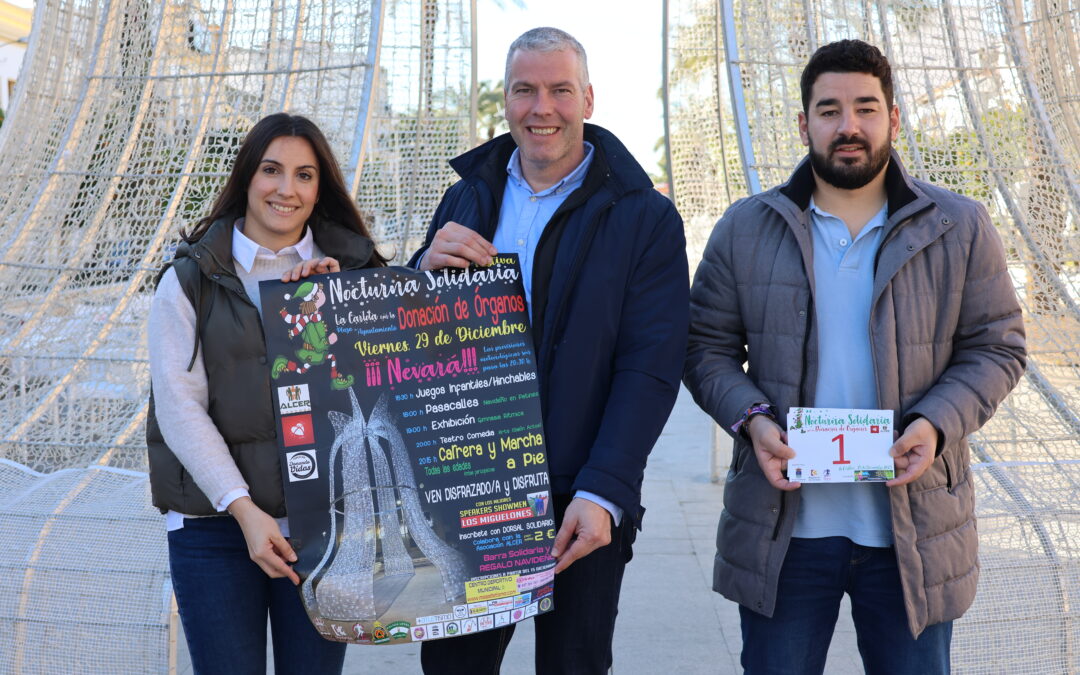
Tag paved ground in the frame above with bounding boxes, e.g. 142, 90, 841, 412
177, 387, 864, 673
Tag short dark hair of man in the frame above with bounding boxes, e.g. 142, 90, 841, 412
800, 39, 894, 112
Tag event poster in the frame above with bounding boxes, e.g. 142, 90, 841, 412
260, 255, 556, 645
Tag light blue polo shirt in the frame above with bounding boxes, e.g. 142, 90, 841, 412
792, 198, 893, 548
492, 142, 594, 317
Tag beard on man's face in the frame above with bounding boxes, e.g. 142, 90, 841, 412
808, 133, 891, 190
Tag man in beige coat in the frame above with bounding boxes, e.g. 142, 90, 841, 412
684, 40, 1025, 674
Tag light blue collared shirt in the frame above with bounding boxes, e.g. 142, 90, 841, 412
492, 142, 621, 525
792, 198, 893, 547
492, 142, 594, 316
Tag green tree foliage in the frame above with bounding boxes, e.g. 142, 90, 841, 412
476, 79, 506, 142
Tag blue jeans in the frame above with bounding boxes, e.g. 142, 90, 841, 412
740, 537, 952, 675
168, 516, 345, 675
420, 494, 634, 674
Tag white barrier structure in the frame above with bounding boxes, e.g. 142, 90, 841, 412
0, 0, 472, 672
664, 0, 1080, 672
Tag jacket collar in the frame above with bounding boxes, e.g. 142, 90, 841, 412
775, 149, 934, 224
175, 214, 375, 278
310, 217, 375, 269
174, 216, 235, 279
449, 123, 653, 200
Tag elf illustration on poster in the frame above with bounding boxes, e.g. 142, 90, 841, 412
270, 280, 353, 389
260, 255, 556, 645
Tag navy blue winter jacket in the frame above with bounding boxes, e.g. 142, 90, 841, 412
410, 124, 689, 528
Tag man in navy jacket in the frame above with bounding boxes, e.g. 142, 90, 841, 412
411, 26, 688, 675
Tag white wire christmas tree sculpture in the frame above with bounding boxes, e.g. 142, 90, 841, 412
664, 1, 1080, 672
0, 1, 472, 672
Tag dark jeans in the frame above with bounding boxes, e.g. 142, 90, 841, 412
740, 536, 952, 675
168, 516, 345, 675
421, 494, 634, 674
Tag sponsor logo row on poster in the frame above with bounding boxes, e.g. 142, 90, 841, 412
279, 385, 322, 482
411, 596, 551, 642
312, 591, 554, 644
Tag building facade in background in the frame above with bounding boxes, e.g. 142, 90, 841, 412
0, 1, 29, 115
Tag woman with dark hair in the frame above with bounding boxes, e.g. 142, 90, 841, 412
146, 113, 384, 673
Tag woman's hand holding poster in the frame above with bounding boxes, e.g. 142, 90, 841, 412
260, 255, 555, 645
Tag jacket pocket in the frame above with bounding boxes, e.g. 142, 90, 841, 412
941, 453, 953, 492
728, 439, 749, 480
178, 465, 195, 506
730, 443, 743, 474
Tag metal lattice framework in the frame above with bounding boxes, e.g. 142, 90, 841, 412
0, 0, 472, 672
665, 0, 1080, 672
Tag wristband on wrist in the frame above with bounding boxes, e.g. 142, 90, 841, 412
732, 403, 776, 435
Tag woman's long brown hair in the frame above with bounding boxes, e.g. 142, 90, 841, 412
183, 113, 387, 266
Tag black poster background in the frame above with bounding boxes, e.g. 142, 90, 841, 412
260, 256, 556, 645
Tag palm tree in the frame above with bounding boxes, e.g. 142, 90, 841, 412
476, 79, 505, 142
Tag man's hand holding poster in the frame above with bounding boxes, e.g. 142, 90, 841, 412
260, 255, 555, 645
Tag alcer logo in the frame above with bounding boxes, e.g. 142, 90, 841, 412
278, 384, 312, 414
286, 450, 318, 481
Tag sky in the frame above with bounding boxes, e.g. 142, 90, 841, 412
475, 0, 665, 176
